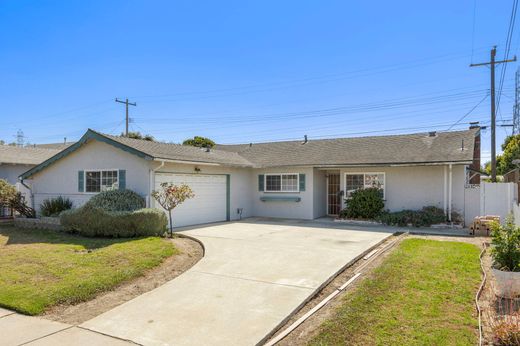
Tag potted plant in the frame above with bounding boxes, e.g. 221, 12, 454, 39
491, 216, 520, 298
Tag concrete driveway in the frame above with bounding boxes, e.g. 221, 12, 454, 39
81, 219, 392, 346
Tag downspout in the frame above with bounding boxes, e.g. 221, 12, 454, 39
448, 164, 453, 222
19, 178, 35, 211
149, 161, 165, 208
443, 165, 447, 216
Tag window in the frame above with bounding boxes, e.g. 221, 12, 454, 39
265, 173, 299, 192
85, 170, 119, 193
345, 173, 385, 198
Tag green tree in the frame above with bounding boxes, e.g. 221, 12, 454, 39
121, 131, 155, 141
498, 134, 520, 175
182, 136, 215, 148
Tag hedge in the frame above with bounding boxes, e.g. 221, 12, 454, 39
377, 206, 448, 227
60, 205, 167, 237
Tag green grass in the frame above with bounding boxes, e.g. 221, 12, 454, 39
310, 238, 481, 346
0, 226, 176, 315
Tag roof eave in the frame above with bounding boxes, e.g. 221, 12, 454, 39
20, 129, 155, 180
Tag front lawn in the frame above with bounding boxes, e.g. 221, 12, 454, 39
310, 238, 481, 346
0, 226, 176, 315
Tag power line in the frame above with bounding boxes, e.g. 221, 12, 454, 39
497, 0, 519, 117
471, 0, 478, 64
447, 93, 489, 130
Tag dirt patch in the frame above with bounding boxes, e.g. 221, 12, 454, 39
266, 234, 486, 346
42, 237, 203, 325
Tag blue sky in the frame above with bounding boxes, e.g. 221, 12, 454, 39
0, 1, 518, 162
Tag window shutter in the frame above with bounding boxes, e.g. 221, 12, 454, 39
78, 171, 84, 192
118, 169, 126, 190
299, 173, 306, 191
258, 174, 264, 191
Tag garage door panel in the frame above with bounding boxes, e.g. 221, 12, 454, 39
154, 173, 228, 227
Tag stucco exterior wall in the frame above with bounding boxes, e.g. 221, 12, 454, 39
27, 139, 151, 213
155, 162, 254, 221
251, 167, 315, 219
313, 168, 327, 218
339, 164, 466, 214
0, 164, 33, 185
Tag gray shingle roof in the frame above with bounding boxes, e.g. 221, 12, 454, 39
34, 142, 75, 150
0, 145, 61, 165
19, 128, 478, 180
216, 129, 478, 167
97, 132, 254, 167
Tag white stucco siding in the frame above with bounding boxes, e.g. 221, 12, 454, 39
252, 167, 315, 220
339, 165, 466, 213
313, 168, 327, 218
28, 140, 151, 212
0, 164, 33, 185
154, 162, 254, 221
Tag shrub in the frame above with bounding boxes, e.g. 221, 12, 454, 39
340, 188, 384, 220
60, 205, 167, 238
85, 189, 145, 212
378, 206, 448, 227
0, 179, 35, 218
491, 217, 520, 272
40, 196, 73, 217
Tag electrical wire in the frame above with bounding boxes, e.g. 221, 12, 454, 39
447, 93, 489, 130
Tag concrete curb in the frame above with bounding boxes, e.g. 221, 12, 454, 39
174, 233, 206, 257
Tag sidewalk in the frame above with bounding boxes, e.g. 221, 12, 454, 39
0, 308, 132, 346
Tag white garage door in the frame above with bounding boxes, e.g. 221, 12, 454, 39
154, 173, 228, 228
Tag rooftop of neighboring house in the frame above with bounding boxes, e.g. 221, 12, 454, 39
0, 145, 62, 165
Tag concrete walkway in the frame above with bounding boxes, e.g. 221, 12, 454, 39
0, 308, 131, 346
79, 220, 391, 345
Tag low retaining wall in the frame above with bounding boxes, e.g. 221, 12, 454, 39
14, 217, 63, 231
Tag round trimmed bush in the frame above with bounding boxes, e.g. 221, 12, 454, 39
341, 187, 385, 220
85, 189, 145, 212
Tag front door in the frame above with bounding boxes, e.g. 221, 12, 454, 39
327, 173, 341, 215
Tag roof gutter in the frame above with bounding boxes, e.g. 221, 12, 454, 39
311, 161, 474, 169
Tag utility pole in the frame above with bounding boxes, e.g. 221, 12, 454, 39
115, 98, 137, 137
470, 46, 516, 182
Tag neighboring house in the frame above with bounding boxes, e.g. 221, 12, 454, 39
0, 145, 61, 185
0, 145, 62, 208
19, 127, 480, 227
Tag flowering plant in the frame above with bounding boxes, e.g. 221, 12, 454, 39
152, 182, 194, 236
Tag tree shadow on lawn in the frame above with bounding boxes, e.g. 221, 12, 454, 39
0, 226, 136, 249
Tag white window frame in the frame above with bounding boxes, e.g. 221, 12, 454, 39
344, 172, 386, 199
84, 169, 119, 194
264, 173, 300, 193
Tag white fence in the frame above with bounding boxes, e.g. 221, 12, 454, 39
464, 186, 480, 226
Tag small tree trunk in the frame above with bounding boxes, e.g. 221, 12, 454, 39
168, 209, 173, 238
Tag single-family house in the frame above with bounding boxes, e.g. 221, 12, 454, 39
19, 127, 480, 227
